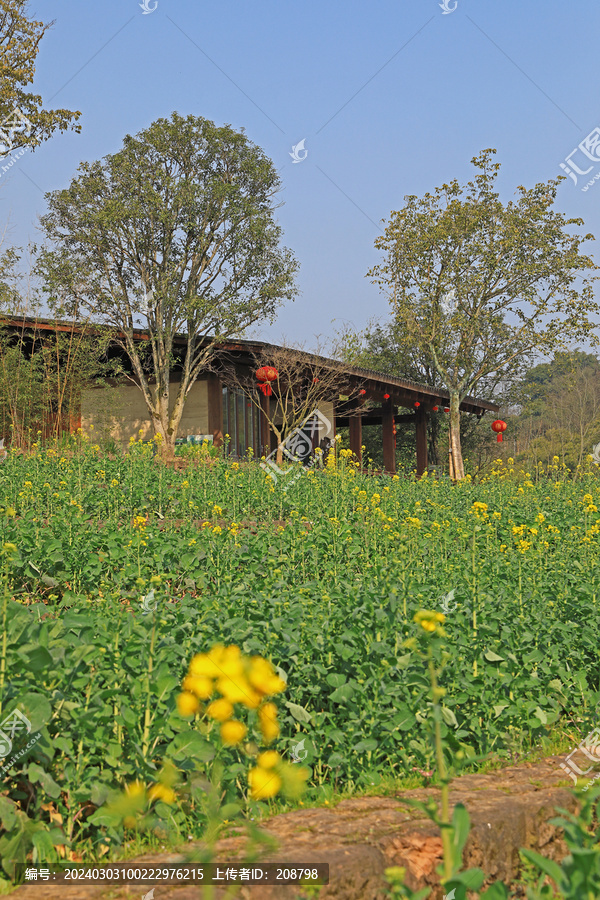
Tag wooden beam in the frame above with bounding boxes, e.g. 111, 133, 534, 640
207, 373, 223, 448
415, 409, 428, 477
349, 411, 362, 465
337, 412, 416, 427
382, 398, 396, 474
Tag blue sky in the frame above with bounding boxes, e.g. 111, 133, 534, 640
3, 0, 600, 348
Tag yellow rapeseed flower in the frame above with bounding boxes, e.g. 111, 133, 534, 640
148, 783, 176, 805
413, 609, 446, 636
176, 692, 199, 717
220, 719, 248, 745
190, 649, 224, 678
125, 779, 146, 799
257, 750, 281, 769
248, 657, 286, 696
248, 766, 282, 800
182, 674, 214, 700
206, 698, 234, 721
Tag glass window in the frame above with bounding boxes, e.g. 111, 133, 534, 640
221, 386, 261, 457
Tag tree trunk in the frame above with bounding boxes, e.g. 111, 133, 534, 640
273, 429, 283, 465
152, 391, 177, 460
449, 391, 465, 481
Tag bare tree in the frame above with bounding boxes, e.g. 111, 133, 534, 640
219, 342, 362, 464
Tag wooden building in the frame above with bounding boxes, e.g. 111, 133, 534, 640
0, 316, 499, 475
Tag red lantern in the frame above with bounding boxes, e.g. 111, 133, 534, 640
256, 366, 278, 397
444, 407, 450, 413
383, 393, 390, 400
491, 419, 507, 443
359, 389, 366, 396
414, 402, 420, 408
432, 406, 439, 412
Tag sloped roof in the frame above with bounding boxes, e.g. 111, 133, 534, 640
0, 315, 499, 416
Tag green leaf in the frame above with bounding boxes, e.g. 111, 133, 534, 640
284, 701, 312, 724
484, 650, 505, 662
329, 684, 355, 703
155, 675, 179, 698
354, 738, 378, 753
519, 848, 564, 887
166, 731, 215, 763
18, 693, 52, 732
479, 882, 509, 899
445, 868, 485, 891
27, 763, 62, 799
26, 646, 54, 672
32, 828, 58, 860
0, 796, 16, 830
451, 803, 471, 864
441, 706, 458, 728
533, 706, 548, 725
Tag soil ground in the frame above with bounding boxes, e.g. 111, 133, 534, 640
12, 755, 577, 900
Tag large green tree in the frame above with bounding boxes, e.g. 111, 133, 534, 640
340, 317, 512, 474
38, 113, 298, 455
368, 150, 599, 480
515, 350, 600, 469
0, 0, 80, 153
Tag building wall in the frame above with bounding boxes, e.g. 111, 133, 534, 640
81, 379, 209, 446
81, 379, 335, 450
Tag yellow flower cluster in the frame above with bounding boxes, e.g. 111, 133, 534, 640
110, 763, 179, 828
471, 501, 489, 519
247, 747, 308, 799
413, 609, 446, 636
176, 645, 308, 803
177, 644, 286, 747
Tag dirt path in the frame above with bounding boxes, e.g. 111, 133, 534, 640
12, 755, 576, 900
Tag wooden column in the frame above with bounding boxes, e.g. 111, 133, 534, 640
349, 411, 362, 465
207, 373, 223, 449
382, 399, 396, 475
259, 391, 271, 457
416, 409, 428, 477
